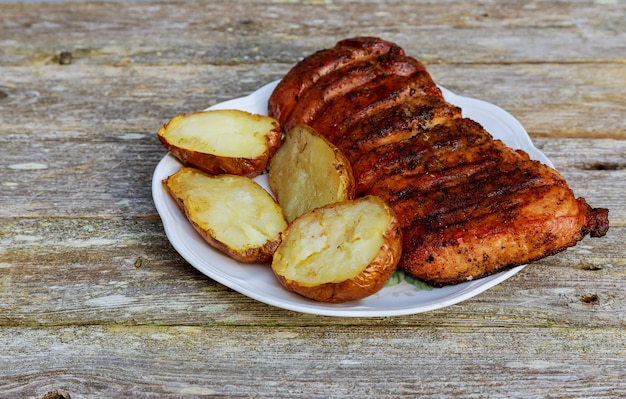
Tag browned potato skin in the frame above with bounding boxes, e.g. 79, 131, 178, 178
197, 224, 281, 264
162, 170, 283, 264
158, 112, 283, 178
274, 199, 403, 303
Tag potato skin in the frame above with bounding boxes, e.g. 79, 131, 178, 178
184, 209, 282, 264
195, 224, 281, 264
162, 144, 269, 178
158, 111, 283, 178
163, 168, 286, 263
273, 197, 403, 303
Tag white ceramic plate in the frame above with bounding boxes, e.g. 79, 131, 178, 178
152, 80, 553, 317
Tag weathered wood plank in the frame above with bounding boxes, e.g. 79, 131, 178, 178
2, 216, 623, 328
1, 1, 624, 66
430, 63, 626, 139
1, 136, 622, 220
1, 62, 624, 140
0, 139, 163, 218
1, 325, 625, 398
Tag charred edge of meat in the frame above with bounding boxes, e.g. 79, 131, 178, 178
283, 54, 429, 131
268, 37, 397, 122
335, 36, 400, 52
283, 52, 426, 131
282, 61, 382, 132
583, 205, 609, 237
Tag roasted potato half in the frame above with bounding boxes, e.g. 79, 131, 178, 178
268, 124, 355, 223
163, 167, 288, 263
158, 110, 282, 178
271, 196, 402, 303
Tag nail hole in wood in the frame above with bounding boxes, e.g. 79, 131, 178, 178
59, 51, 73, 65
578, 262, 603, 271
580, 162, 624, 171
581, 293, 599, 304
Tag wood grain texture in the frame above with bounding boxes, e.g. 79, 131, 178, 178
1, 1, 625, 66
2, 325, 625, 398
1, 1, 624, 398
2, 217, 624, 328
1, 62, 624, 140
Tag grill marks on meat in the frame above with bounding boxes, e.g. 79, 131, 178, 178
337, 95, 462, 163
402, 185, 593, 284
307, 72, 439, 144
268, 37, 398, 123
351, 118, 488, 194
382, 159, 567, 231
283, 51, 430, 132
268, 36, 609, 286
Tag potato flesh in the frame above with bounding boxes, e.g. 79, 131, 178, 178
167, 169, 287, 249
273, 198, 392, 286
164, 111, 274, 157
269, 124, 354, 222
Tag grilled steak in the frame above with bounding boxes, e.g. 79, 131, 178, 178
268, 37, 609, 286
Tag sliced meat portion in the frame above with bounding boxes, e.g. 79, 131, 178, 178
351, 118, 488, 195
268, 37, 609, 286
400, 185, 605, 285
307, 71, 440, 144
334, 95, 461, 164
268, 37, 397, 123
283, 51, 429, 132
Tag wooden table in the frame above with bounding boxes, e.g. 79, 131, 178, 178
1, 1, 625, 397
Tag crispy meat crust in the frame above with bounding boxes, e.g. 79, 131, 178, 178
268, 36, 609, 286
283, 53, 429, 132
268, 37, 397, 123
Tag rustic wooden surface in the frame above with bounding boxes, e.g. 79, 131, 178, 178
1, 1, 625, 398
